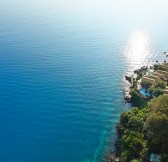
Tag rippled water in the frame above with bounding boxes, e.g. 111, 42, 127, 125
0, 0, 168, 162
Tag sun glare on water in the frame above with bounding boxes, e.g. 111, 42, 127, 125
124, 30, 152, 71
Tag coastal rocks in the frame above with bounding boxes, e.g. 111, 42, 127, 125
108, 154, 121, 162
124, 87, 131, 101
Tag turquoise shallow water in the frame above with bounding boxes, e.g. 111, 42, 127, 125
0, 0, 168, 162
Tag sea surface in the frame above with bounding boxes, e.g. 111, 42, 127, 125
0, 0, 168, 162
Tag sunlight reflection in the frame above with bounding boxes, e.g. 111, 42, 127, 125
124, 30, 152, 71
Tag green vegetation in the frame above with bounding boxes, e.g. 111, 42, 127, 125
134, 67, 147, 80
131, 89, 147, 107
117, 63, 168, 161
141, 80, 152, 89
154, 64, 159, 71
154, 81, 166, 89
116, 95, 168, 162
154, 64, 168, 72
147, 95, 168, 155
159, 65, 168, 72
152, 87, 163, 97
116, 107, 149, 161
149, 81, 166, 97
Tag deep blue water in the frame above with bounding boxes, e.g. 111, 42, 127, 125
0, 0, 168, 162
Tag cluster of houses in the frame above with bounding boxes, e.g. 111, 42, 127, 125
141, 62, 168, 94
124, 61, 168, 100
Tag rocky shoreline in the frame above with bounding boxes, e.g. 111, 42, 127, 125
107, 57, 168, 162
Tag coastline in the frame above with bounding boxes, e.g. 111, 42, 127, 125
107, 56, 168, 162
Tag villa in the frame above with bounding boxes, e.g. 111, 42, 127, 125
124, 61, 168, 100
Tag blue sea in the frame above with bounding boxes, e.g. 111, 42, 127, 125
0, 0, 168, 162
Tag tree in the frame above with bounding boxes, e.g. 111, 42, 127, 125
149, 86, 155, 94
147, 95, 168, 153
147, 113, 168, 152
154, 81, 166, 89
130, 160, 140, 162
120, 112, 129, 127
161, 154, 168, 162
131, 90, 147, 107
122, 131, 144, 158
153, 87, 163, 97
141, 80, 152, 89
154, 64, 159, 71
148, 94, 168, 116
121, 150, 130, 162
